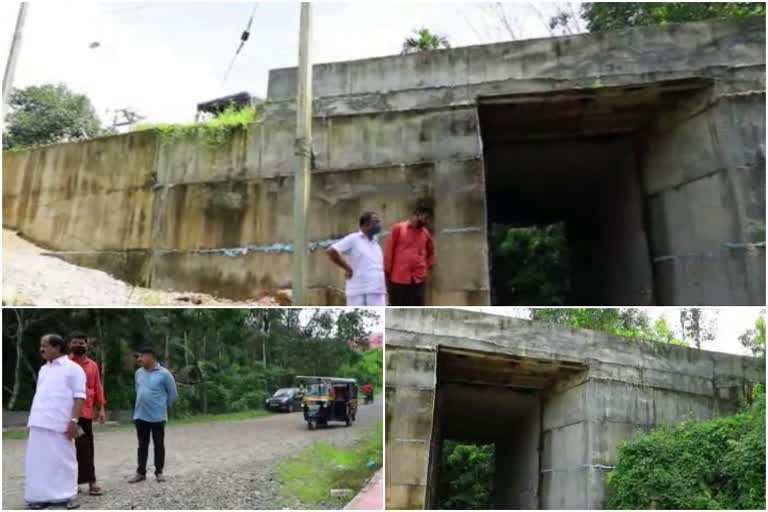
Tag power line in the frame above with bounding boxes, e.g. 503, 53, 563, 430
221, 3, 259, 87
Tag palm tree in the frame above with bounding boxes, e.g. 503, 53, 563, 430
401, 28, 451, 55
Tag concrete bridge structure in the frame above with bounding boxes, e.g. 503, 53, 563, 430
384, 308, 765, 509
3, 16, 765, 305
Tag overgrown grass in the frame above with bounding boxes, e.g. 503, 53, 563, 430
3, 408, 275, 440
132, 104, 260, 147
277, 420, 383, 507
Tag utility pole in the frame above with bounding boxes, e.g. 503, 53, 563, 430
292, 2, 313, 306
2, 2, 29, 112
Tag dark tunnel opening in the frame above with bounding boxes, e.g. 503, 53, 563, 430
477, 81, 709, 306
428, 348, 590, 510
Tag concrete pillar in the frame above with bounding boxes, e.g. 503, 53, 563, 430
494, 399, 541, 509
385, 347, 437, 509
540, 382, 592, 509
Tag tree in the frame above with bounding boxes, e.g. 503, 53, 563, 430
530, 308, 686, 344
678, 308, 717, 349
463, 2, 584, 42
739, 311, 766, 359
401, 28, 450, 54
438, 441, 495, 509
3, 84, 102, 150
490, 223, 571, 305
2, 308, 383, 417
580, 2, 766, 32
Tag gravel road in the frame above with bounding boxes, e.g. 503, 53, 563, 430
2, 399, 382, 510
2, 230, 283, 306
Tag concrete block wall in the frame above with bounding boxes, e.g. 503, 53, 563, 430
644, 84, 766, 305
2, 16, 764, 304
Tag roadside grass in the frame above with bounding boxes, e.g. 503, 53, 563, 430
170, 408, 274, 425
276, 420, 383, 507
3, 408, 276, 440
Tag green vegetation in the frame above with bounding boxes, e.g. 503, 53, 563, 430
438, 441, 494, 509
490, 223, 571, 305
531, 308, 686, 345
3, 309, 382, 419
338, 347, 383, 388
739, 312, 766, 359
133, 104, 260, 147
607, 385, 766, 509
581, 2, 765, 32
277, 420, 383, 507
3, 429, 30, 440
401, 27, 451, 54
3, 84, 102, 150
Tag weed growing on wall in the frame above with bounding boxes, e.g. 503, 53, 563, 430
133, 104, 261, 147
606, 385, 766, 509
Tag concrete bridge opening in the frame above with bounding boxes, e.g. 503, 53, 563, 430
427, 347, 588, 509
478, 79, 712, 306
386, 309, 765, 509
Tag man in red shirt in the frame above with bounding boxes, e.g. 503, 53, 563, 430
68, 332, 106, 496
384, 206, 435, 306
361, 383, 374, 403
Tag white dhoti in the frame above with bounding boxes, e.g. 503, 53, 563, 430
24, 427, 78, 504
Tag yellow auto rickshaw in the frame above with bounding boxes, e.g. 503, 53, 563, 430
297, 376, 358, 430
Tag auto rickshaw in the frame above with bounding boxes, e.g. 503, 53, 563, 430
297, 376, 358, 430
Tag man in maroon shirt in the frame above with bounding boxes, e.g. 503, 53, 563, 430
68, 333, 107, 496
384, 206, 435, 306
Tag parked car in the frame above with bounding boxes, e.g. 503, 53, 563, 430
264, 387, 304, 412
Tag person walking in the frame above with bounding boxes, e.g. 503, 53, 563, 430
384, 206, 435, 306
128, 348, 177, 484
25, 334, 86, 510
68, 332, 107, 497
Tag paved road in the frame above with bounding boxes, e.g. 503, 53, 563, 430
2, 399, 382, 510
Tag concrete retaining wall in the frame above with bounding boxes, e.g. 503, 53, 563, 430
3, 16, 764, 304
385, 308, 765, 509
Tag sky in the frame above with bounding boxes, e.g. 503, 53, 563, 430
458, 307, 766, 356
297, 307, 384, 334
0, 1, 580, 124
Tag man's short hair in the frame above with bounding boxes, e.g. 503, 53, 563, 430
414, 205, 433, 217
69, 331, 88, 343
359, 211, 378, 227
137, 347, 156, 357
43, 334, 67, 353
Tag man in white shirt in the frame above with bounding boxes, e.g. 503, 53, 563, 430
326, 211, 386, 306
25, 334, 87, 510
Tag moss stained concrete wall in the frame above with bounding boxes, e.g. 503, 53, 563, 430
2, 16, 765, 304
385, 308, 765, 509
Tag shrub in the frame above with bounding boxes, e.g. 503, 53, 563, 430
133, 104, 260, 147
606, 385, 766, 509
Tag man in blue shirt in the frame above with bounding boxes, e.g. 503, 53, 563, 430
128, 348, 177, 483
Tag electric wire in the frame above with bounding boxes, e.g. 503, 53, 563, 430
221, 3, 259, 87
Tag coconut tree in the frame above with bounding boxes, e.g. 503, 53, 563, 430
401, 28, 451, 54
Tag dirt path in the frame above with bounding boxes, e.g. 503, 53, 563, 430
2, 399, 382, 510
2, 230, 284, 306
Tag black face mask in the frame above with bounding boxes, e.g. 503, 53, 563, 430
71, 346, 87, 356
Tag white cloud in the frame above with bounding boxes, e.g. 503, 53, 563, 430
2, 1, 220, 124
